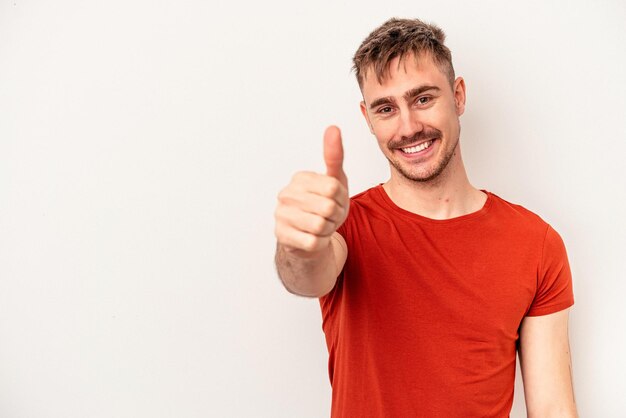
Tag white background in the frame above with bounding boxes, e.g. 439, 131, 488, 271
1, 1, 625, 417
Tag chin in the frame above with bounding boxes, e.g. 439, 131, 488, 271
392, 158, 448, 183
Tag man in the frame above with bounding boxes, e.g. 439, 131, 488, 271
274, 18, 577, 417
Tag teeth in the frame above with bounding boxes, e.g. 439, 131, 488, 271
402, 140, 433, 154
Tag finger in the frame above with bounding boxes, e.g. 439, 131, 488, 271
291, 192, 346, 224
276, 205, 338, 237
289, 172, 348, 207
323, 125, 348, 188
278, 188, 346, 222
275, 225, 330, 253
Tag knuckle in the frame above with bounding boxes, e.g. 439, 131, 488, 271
341, 206, 349, 220
326, 179, 340, 196
303, 236, 320, 252
278, 184, 298, 204
311, 217, 327, 235
292, 171, 311, 183
274, 205, 286, 220
277, 187, 289, 202
274, 226, 286, 242
321, 200, 336, 218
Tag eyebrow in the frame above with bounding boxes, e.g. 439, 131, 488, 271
368, 85, 441, 110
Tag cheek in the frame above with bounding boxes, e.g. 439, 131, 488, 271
430, 108, 458, 134
371, 121, 395, 139
425, 107, 447, 124
372, 127, 395, 151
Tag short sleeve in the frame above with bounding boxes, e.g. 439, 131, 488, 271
526, 225, 575, 316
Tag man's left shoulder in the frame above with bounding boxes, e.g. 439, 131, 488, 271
485, 190, 551, 233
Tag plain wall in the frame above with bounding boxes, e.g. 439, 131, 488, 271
1, 0, 625, 416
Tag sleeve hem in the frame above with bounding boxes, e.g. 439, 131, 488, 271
525, 299, 574, 317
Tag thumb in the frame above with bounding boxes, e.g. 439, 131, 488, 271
323, 125, 348, 188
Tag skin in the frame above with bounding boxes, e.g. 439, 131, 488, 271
274, 126, 349, 297
519, 309, 579, 417
359, 52, 486, 219
274, 50, 577, 416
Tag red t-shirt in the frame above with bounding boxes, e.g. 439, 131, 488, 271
319, 185, 574, 417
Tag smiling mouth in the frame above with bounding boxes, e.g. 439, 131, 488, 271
400, 139, 435, 154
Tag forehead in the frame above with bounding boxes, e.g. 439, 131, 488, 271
360, 53, 449, 100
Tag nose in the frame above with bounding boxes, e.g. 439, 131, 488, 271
397, 107, 424, 140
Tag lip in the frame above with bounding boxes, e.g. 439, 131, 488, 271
397, 138, 437, 149
396, 138, 438, 158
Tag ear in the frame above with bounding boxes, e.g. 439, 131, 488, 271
360, 101, 374, 134
453, 77, 466, 116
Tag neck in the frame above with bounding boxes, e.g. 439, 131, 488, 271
383, 144, 486, 220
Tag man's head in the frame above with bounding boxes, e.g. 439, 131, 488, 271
353, 18, 455, 91
353, 18, 466, 184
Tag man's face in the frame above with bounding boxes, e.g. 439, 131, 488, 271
359, 53, 466, 183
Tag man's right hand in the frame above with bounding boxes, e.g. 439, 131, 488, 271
274, 126, 349, 258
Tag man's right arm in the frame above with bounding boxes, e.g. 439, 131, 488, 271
273, 126, 349, 298
275, 232, 347, 297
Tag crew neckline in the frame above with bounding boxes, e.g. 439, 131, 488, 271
374, 184, 493, 225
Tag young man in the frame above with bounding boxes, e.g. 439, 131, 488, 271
274, 18, 577, 417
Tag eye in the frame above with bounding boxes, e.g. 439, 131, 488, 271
416, 96, 431, 106
379, 106, 393, 113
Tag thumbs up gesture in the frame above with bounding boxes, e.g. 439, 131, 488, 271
275, 126, 350, 256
